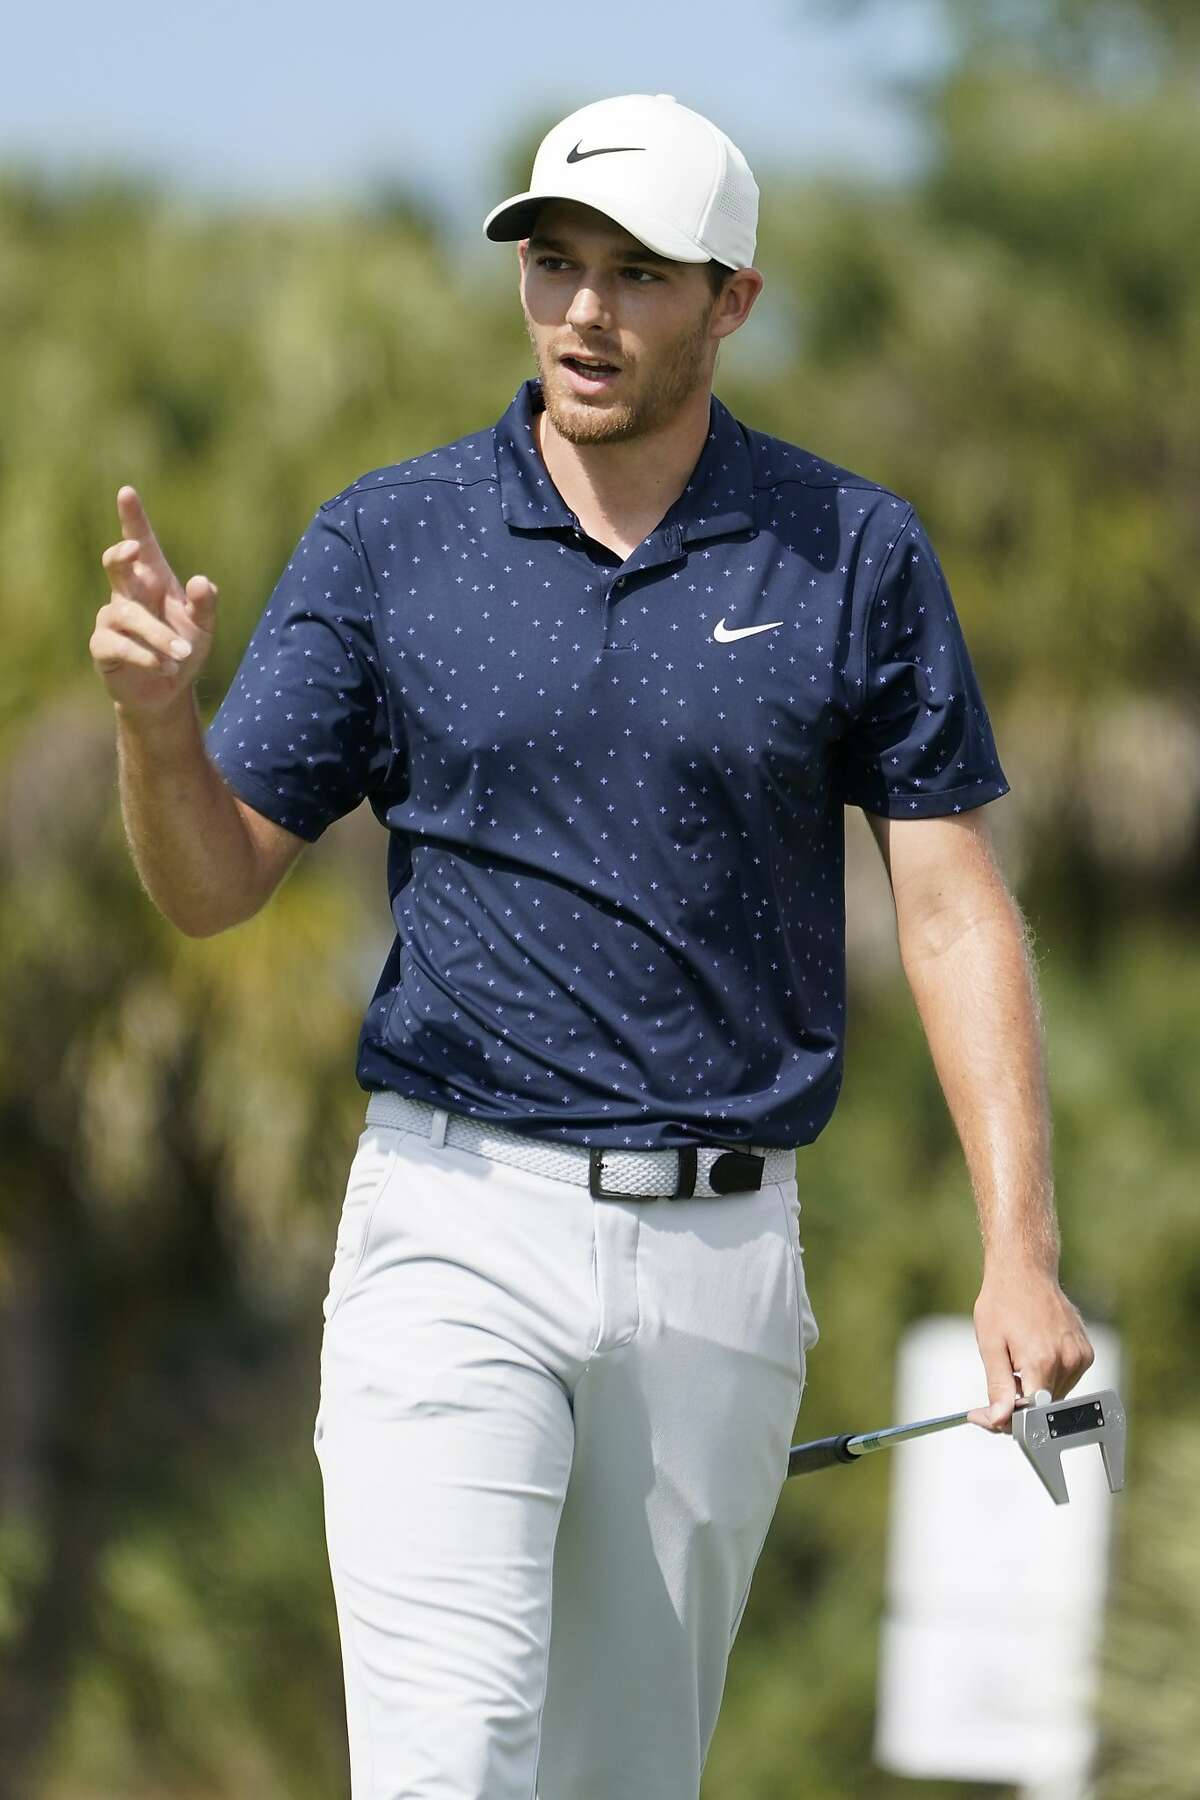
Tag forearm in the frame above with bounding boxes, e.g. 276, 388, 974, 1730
871, 806, 1092, 1422
115, 692, 262, 937
898, 886, 1060, 1273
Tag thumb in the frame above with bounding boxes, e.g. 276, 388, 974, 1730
183, 573, 219, 634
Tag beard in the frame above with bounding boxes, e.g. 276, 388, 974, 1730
527, 302, 716, 445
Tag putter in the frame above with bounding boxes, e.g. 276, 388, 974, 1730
787, 1386, 1127, 1506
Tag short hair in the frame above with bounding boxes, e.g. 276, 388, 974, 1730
703, 259, 735, 297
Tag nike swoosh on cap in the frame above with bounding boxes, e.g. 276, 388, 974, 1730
713, 618, 784, 642
566, 142, 647, 163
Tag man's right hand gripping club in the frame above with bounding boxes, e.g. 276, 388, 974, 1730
91, 486, 218, 715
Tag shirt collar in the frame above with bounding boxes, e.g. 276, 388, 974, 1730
492, 377, 756, 549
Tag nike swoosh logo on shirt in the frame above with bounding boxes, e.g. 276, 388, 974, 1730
566, 142, 646, 162
713, 618, 784, 642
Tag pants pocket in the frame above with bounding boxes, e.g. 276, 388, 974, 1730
320, 1125, 402, 1328
777, 1181, 820, 1383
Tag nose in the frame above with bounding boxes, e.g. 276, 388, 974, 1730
565, 277, 610, 332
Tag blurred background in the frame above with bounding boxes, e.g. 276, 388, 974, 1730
1, 0, 1197, 1794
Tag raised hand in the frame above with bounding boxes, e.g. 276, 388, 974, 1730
91, 486, 219, 716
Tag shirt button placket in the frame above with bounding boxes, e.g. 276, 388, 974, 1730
603, 574, 626, 652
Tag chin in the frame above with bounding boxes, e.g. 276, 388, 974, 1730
542, 373, 644, 444
547, 400, 641, 445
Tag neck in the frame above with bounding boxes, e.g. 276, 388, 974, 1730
534, 381, 713, 553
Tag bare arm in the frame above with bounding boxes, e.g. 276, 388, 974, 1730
865, 808, 1094, 1428
115, 691, 304, 937
92, 486, 305, 937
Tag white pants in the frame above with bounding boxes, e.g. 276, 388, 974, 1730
313, 1104, 819, 1799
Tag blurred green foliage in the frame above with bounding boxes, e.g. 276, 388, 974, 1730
1, 1, 1197, 1793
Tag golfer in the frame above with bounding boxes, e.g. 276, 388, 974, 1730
91, 93, 1094, 1800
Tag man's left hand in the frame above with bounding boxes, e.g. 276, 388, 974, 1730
967, 1262, 1095, 1432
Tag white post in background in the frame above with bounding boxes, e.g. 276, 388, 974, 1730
873, 1315, 1124, 1798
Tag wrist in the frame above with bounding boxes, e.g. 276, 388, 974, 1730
114, 690, 201, 752
981, 1238, 1061, 1282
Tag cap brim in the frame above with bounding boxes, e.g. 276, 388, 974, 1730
482, 187, 710, 263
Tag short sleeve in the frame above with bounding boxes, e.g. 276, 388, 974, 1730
833, 507, 1010, 817
204, 505, 394, 841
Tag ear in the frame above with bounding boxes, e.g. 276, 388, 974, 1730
711, 267, 765, 343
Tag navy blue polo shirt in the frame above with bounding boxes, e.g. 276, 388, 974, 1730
205, 378, 1008, 1149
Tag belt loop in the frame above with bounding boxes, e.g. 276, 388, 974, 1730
675, 1146, 697, 1198
429, 1107, 449, 1147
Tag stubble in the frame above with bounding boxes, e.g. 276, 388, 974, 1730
526, 300, 716, 446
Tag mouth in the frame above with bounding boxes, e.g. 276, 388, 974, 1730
558, 353, 622, 394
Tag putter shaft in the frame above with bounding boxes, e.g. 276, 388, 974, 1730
847, 1407, 972, 1455
788, 1395, 1035, 1477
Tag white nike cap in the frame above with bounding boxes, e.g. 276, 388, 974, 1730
483, 93, 758, 270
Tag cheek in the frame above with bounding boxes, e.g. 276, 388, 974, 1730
632, 326, 681, 374
640, 297, 699, 349
522, 277, 567, 330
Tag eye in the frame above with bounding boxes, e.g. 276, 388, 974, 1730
622, 267, 661, 283
534, 254, 571, 271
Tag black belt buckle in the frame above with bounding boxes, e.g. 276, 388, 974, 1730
589, 1146, 697, 1201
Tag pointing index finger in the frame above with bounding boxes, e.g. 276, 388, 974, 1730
117, 485, 161, 549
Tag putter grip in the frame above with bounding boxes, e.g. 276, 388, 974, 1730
787, 1434, 858, 1477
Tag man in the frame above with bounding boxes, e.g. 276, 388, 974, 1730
91, 92, 1093, 1800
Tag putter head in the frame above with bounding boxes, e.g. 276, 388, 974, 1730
1011, 1387, 1126, 1505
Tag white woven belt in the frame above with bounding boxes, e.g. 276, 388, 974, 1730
364, 1090, 797, 1199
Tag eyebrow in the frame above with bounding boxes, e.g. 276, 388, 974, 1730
527, 232, 674, 267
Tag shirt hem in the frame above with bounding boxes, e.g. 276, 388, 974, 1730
849, 776, 1011, 819
207, 757, 328, 843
